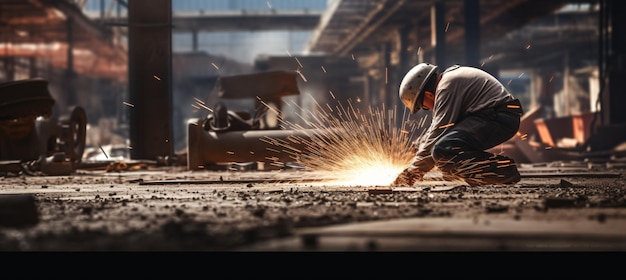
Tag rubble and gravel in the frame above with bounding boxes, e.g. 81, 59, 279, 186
0, 163, 625, 251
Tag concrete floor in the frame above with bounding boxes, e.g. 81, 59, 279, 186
0, 160, 625, 251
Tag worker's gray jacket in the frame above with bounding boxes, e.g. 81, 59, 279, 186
413, 65, 516, 161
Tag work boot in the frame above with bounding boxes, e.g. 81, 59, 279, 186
459, 156, 521, 186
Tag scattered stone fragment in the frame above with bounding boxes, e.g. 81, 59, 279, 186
368, 188, 393, 195
559, 179, 574, 188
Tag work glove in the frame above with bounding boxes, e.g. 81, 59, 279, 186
391, 156, 435, 186
391, 167, 425, 186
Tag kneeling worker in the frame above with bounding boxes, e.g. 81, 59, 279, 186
392, 63, 524, 187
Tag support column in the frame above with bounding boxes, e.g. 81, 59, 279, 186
383, 42, 393, 109
464, 0, 480, 67
29, 57, 37, 78
128, 0, 174, 160
398, 27, 412, 124
586, 0, 626, 151
399, 26, 412, 76
431, 1, 446, 67
607, 0, 626, 125
3, 57, 15, 81
192, 30, 198, 52
65, 16, 76, 106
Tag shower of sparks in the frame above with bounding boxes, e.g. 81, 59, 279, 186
294, 57, 303, 69
263, 93, 422, 187
296, 69, 308, 82
438, 123, 455, 129
99, 144, 109, 159
193, 98, 213, 112
385, 67, 388, 84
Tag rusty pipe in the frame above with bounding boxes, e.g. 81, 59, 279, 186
187, 118, 327, 170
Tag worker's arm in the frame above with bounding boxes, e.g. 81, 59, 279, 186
391, 156, 436, 186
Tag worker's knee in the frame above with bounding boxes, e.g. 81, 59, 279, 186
432, 142, 456, 161
431, 132, 473, 162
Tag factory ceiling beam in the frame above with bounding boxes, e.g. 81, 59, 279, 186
304, 0, 385, 55
335, 0, 406, 57
172, 10, 321, 32
94, 10, 322, 32
305, 0, 576, 69
44, 0, 114, 42
304, 0, 341, 55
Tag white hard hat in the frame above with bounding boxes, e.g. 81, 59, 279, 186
399, 63, 439, 114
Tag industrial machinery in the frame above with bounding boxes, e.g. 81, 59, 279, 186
187, 70, 319, 171
0, 78, 87, 175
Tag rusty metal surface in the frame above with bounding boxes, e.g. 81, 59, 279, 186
0, 0, 127, 81
187, 117, 327, 169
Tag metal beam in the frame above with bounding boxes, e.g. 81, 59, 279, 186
432, 1, 446, 67
607, 0, 626, 125
464, 0, 480, 67
128, 0, 173, 160
96, 10, 322, 32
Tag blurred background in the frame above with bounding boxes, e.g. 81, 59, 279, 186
1, 0, 623, 167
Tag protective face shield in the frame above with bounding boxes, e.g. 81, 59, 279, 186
399, 63, 439, 114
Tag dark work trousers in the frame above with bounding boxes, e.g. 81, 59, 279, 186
431, 99, 523, 184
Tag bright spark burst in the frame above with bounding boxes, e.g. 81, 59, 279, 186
193, 98, 212, 112
265, 94, 420, 187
